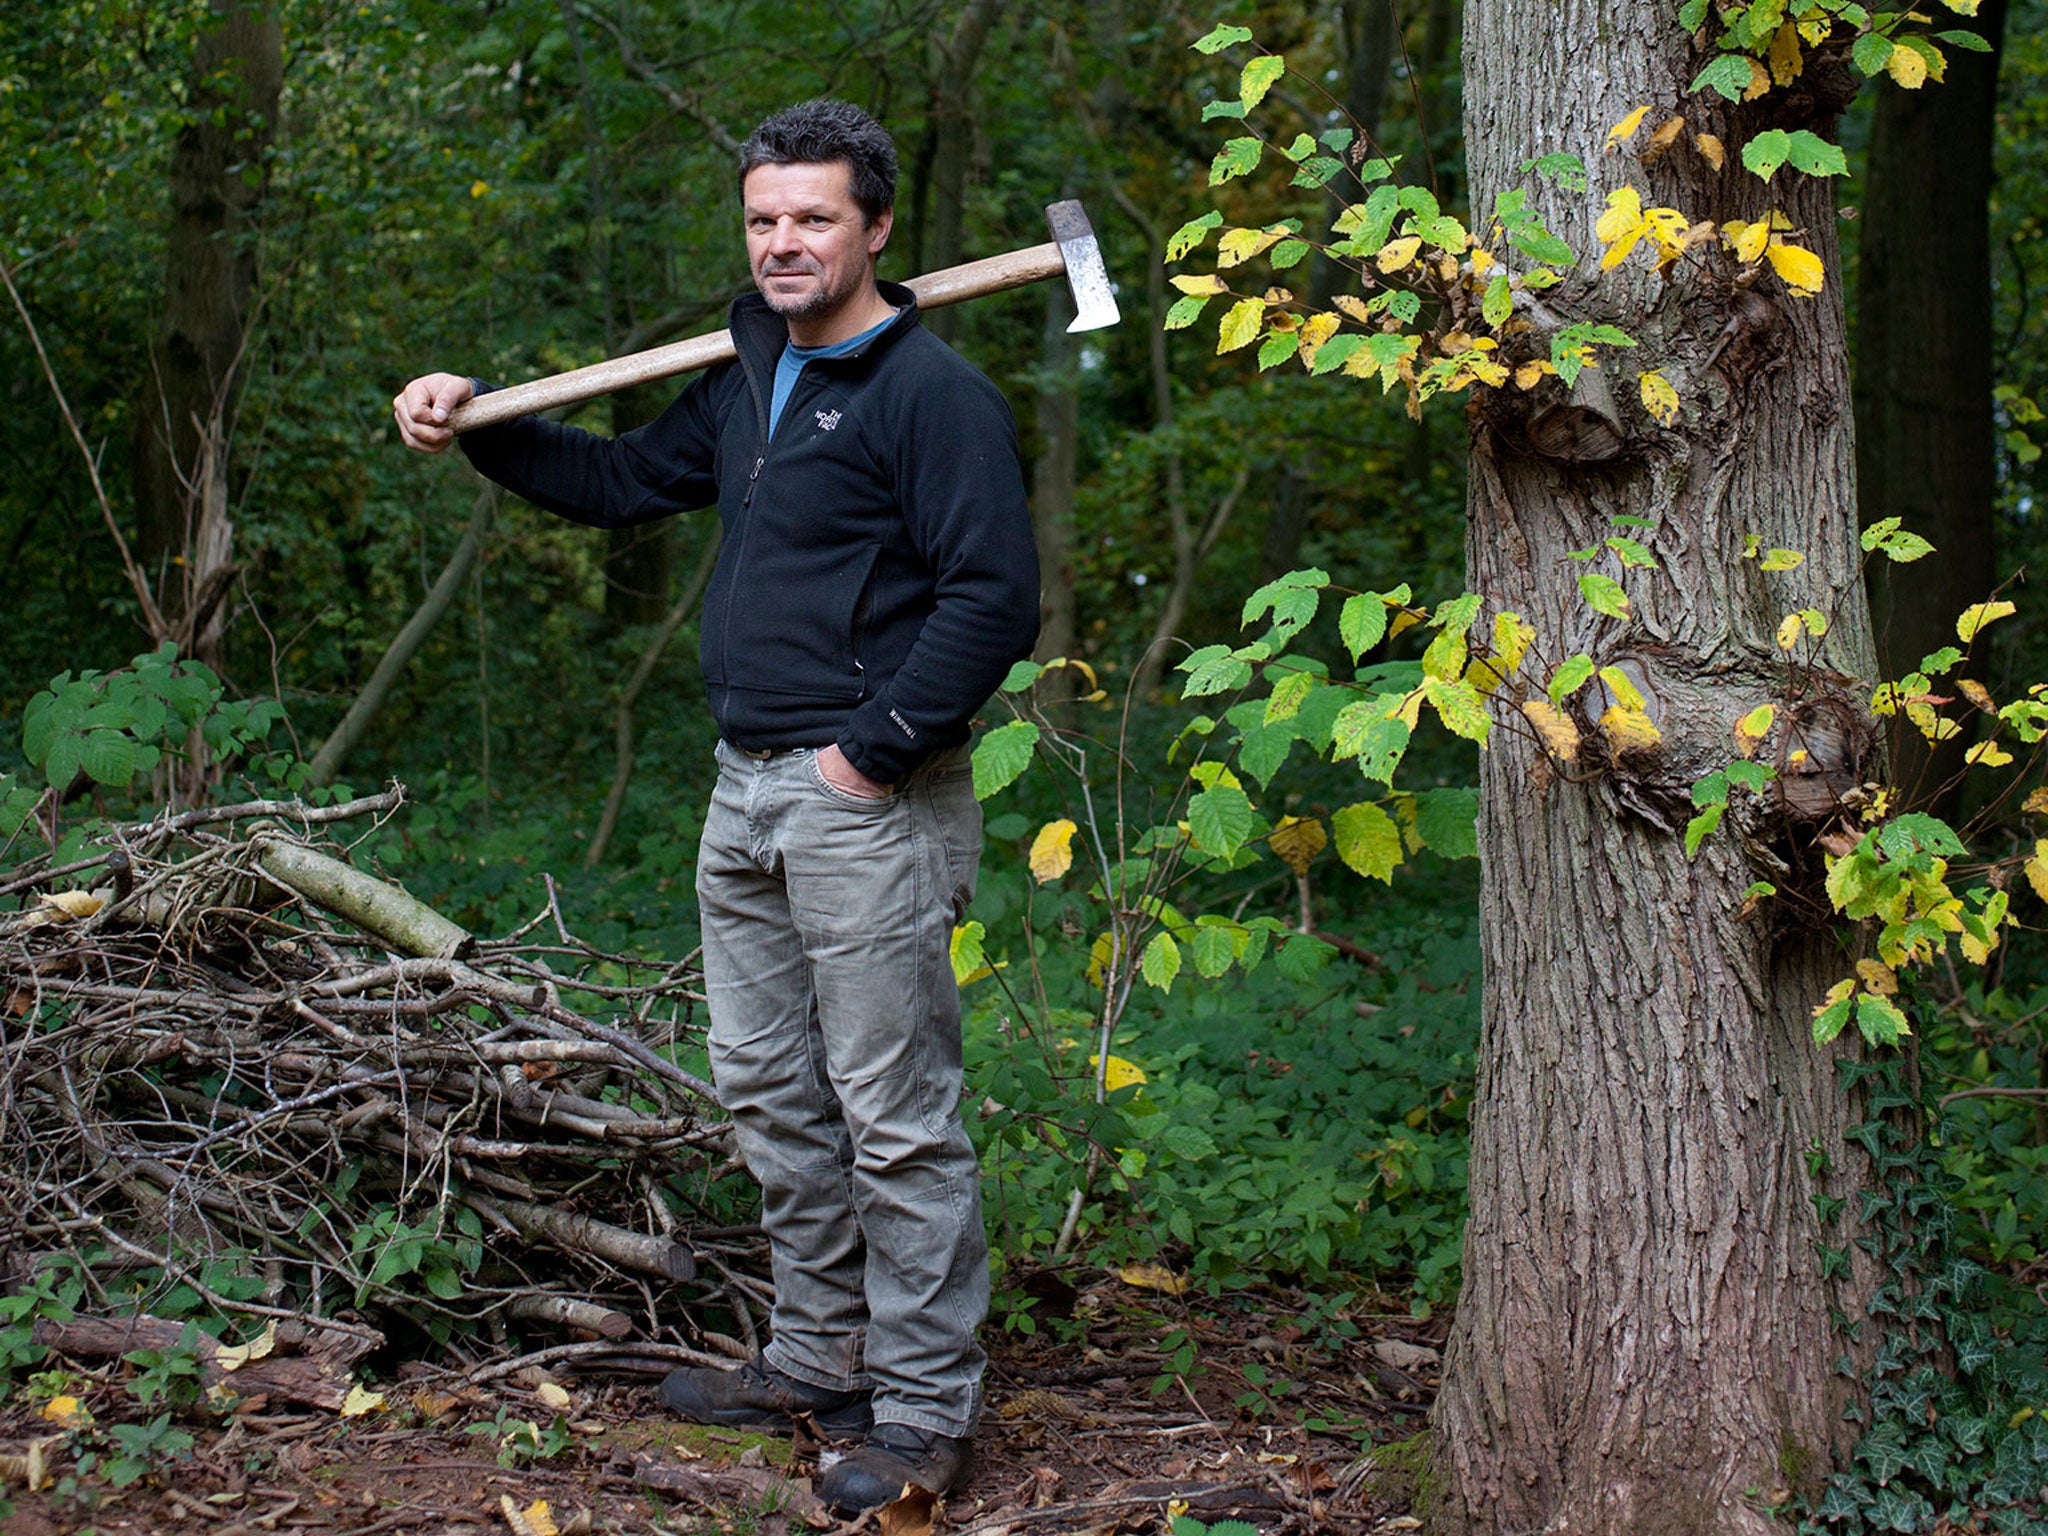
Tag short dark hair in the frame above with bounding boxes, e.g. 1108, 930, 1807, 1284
737, 99, 897, 225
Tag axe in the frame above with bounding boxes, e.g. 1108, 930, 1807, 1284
447, 200, 1117, 435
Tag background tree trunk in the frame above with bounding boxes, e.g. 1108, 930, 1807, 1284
130, 0, 281, 657
1854, 0, 2009, 809
1033, 281, 1079, 668
916, 0, 1002, 344
1432, 3, 1885, 1530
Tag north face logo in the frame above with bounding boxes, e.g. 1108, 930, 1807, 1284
815, 409, 842, 432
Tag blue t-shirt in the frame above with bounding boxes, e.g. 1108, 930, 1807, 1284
768, 311, 897, 436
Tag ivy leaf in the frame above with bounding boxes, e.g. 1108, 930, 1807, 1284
1578, 572, 1631, 620
972, 720, 1040, 799
1217, 297, 1266, 353
1333, 801, 1403, 882
1193, 23, 1254, 52
1239, 54, 1286, 109
1209, 137, 1263, 185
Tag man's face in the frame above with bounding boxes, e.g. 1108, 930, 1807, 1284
742, 161, 891, 326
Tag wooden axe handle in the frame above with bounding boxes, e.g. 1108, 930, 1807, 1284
448, 240, 1066, 435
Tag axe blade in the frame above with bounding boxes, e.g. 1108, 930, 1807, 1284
1046, 200, 1120, 334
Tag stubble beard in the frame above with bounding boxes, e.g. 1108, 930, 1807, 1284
759, 262, 865, 324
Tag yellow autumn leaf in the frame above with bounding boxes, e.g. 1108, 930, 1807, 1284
501, 1496, 560, 1536
1886, 40, 1928, 87
535, 1382, 573, 1411
1117, 1262, 1190, 1296
1645, 116, 1687, 158
214, 1321, 277, 1372
1605, 104, 1652, 150
1091, 1053, 1148, 1092
1216, 226, 1283, 269
1029, 819, 1078, 884
1297, 312, 1342, 360
1855, 959, 1898, 996
1332, 294, 1374, 323
1695, 132, 1726, 170
1521, 699, 1582, 761
1744, 57, 1772, 99
1465, 356, 1510, 388
1515, 359, 1556, 390
1735, 702, 1776, 757
1778, 612, 1805, 649
1596, 187, 1645, 269
1599, 706, 1663, 753
1768, 22, 1805, 84
1268, 814, 1328, 875
2023, 788, 2048, 815
470, 179, 490, 199
1643, 205, 1692, 265
1469, 246, 1496, 278
1170, 273, 1229, 296
1217, 297, 1266, 353
40, 1396, 91, 1430
1965, 739, 2014, 768
37, 889, 103, 921
1765, 240, 1825, 297
1724, 219, 1769, 264
1085, 931, 1117, 988
1957, 600, 2017, 642
1376, 235, 1423, 273
1639, 369, 1680, 427
1957, 678, 1996, 712
340, 1385, 386, 1418
2026, 842, 2048, 903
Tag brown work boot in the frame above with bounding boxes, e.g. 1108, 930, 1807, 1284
818, 1423, 973, 1514
656, 1356, 872, 1437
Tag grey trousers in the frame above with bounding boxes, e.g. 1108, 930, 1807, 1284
694, 738, 989, 1437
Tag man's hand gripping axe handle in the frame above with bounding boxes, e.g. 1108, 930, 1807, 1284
446, 201, 1117, 435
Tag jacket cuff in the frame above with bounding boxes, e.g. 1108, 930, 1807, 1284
837, 719, 923, 786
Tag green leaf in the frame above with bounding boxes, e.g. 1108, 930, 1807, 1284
1691, 51, 1756, 100
1578, 572, 1631, 619
80, 729, 138, 787
1000, 660, 1044, 693
1855, 993, 1912, 1047
1340, 593, 1389, 659
1164, 294, 1210, 331
1290, 157, 1344, 189
1193, 22, 1254, 53
1413, 787, 1478, 859
1548, 654, 1596, 704
1188, 784, 1257, 857
1812, 991, 1853, 1045
1340, 704, 1411, 783
1203, 97, 1247, 120
1166, 210, 1224, 261
1684, 804, 1724, 857
1679, 0, 1710, 27
43, 733, 81, 791
1333, 800, 1403, 881
1510, 227, 1575, 266
1604, 535, 1657, 569
1140, 931, 1182, 991
1257, 331, 1301, 370
1180, 644, 1254, 698
1784, 130, 1849, 176
1269, 238, 1312, 269
1936, 27, 1991, 49
1482, 274, 1512, 328
1209, 137, 1263, 186
1852, 31, 1894, 75
1239, 54, 1286, 109
1742, 127, 1792, 181
1189, 923, 1239, 979
1424, 677, 1492, 743
971, 720, 1040, 800
1517, 152, 1588, 192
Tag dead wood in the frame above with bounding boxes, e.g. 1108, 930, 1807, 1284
0, 788, 750, 1375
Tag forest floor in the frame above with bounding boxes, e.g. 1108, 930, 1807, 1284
0, 1276, 1440, 1536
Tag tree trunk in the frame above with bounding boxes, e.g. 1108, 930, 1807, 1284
1854, 0, 2008, 809
1032, 281, 1079, 668
130, 0, 281, 655
918, 0, 1002, 343
1432, 5, 1884, 1531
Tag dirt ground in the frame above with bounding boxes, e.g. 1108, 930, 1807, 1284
0, 1277, 1440, 1536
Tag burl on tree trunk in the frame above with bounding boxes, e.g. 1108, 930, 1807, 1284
1431, 2, 1888, 1532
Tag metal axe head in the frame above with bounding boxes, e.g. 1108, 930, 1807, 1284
1046, 200, 1120, 334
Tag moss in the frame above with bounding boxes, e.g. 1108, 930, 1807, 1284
1778, 1428, 1818, 1497
1361, 1430, 1435, 1517
598, 1420, 793, 1468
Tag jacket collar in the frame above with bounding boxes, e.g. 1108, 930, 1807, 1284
727, 280, 922, 382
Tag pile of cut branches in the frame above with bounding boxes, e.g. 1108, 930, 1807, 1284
0, 787, 765, 1388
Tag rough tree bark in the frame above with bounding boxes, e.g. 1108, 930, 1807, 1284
1854, 0, 2008, 807
1032, 280, 1079, 667
1432, 4, 1886, 1532
916, 0, 1002, 344
130, 0, 281, 660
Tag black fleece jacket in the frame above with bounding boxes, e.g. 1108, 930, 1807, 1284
460, 281, 1040, 784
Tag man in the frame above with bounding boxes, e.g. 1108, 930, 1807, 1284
392, 98, 1038, 1514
